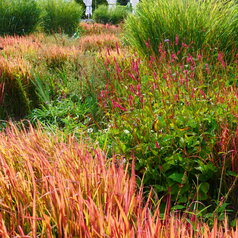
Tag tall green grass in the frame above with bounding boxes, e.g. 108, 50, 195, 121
93, 4, 130, 25
0, 0, 41, 36
40, 0, 83, 35
124, 0, 238, 57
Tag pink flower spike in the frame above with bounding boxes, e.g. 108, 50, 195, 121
218, 52, 226, 68
155, 142, 160, 149
145, 40, 151, 48
171, 53, 177, 60
175, 35, 179, 45
197, 54, 202, 61
128, 95, 134, 107
116, 42, 120, 55
182, 43, 188, 48
111, 99, 127, 112
205, 64, 210, 74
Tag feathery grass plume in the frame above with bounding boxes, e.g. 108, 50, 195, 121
124, 0, 238, 58
0, 0, 41, 36
0, 123, 237, 236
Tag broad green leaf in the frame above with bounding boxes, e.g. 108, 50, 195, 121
171, 205, 186, 211
169, 173, 184, 183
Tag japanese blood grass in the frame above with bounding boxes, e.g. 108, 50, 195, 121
79, 22, 122, 36
78, 33, 121, 52
0, 35, 80, 119
0, 124, 237, 237
0, 33, 108, 122
124, 0, 238, 58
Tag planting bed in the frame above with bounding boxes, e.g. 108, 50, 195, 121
0, 0, 238, 236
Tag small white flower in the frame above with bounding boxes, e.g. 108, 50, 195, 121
87, 128, 93, 133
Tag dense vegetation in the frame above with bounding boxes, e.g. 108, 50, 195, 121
0, 0, 41, 35
0, 0, 238, 236
125, 0, 238, 57
39, 0, 83, 35
93, 4, 129, 24
0, 0, 83, 36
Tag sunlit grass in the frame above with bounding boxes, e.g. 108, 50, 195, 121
0, 124, 237, 237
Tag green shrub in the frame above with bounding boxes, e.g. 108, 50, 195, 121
29, 95, 100, 135
0, 0, 41, 36
93, 5, 129, 25
40, 0, 83, 35
125, 0, 238, 57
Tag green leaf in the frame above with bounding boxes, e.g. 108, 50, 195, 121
199, 182, 209, 194
227, 171, 238, 177
171, 205, 186, 211
178, 195, 188, 203
168, 172, 184, 183
155, 185, 167, 192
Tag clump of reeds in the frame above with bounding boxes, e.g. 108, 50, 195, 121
39, 0, 83, 36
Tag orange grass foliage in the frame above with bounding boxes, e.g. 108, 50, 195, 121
78, 33, 121, 52
0, 35, 80, 116
80, 23, 122, 35
0, 124, 237, 237
0, 35, 79, 66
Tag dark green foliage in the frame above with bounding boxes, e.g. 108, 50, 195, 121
93, 4, 129, 24
0, 74, 40, 119
40, 0, 83, 35
0, 0, 41, 36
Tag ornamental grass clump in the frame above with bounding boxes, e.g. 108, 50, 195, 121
0, 0, 41, 36
39, 0, 83, 35
0, 124, 237, 236
80, 22, 122, 35
0, 56, 39, 118
125, 0, 238, 57
0, 34, 82, 119
93, 4, 130, 25
78, 33, 121, 52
